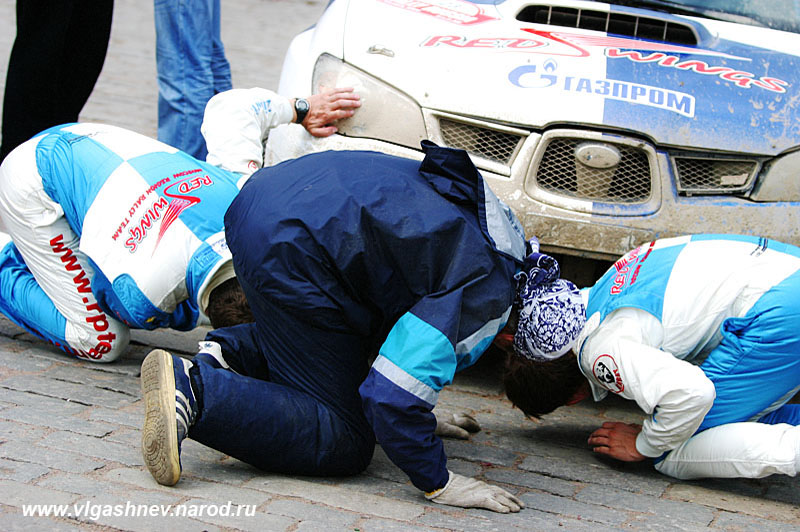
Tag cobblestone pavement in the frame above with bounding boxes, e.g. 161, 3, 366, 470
0, 1, 798, 530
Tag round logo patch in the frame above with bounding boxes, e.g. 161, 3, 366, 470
592, 354, 624, 394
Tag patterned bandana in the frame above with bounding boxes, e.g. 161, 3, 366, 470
513, 238, 586, 362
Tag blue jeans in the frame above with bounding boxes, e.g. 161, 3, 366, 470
154, 0, 232, 159
187, 314, 376, 476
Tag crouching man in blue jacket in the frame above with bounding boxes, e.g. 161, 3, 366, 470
140, 142, 555, 512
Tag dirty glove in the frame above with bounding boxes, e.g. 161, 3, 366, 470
434, 411, 481, 440
425, 471, 523, 513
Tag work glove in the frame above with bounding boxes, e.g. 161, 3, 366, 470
425, 471, 523, 513
434, 411, 481, 440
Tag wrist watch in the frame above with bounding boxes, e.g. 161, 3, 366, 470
294, 98, 310, 124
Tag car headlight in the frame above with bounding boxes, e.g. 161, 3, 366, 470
750, 149, 800, 202
312, 53, 427, 150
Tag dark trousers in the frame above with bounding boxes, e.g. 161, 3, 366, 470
0, 0, 114, 161
188, 304, 376, 477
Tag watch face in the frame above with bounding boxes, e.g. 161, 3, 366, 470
295, 98, 310, 123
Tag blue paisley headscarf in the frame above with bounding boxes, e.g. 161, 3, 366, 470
513, 237, 586, 361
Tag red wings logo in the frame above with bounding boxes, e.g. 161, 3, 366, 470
123, 172, 213, 253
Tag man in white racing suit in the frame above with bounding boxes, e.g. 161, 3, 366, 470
0, 87, 360, 362
500, 234, 800, 480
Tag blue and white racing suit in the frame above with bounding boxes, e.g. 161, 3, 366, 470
0, 123, 242, 361
578, 235, 800, 478
188, 143, 526, 493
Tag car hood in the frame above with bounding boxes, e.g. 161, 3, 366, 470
341, 0, 800, 156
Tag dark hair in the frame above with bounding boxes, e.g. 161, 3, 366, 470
207, 277, 254, 329
502, 351, 584, 419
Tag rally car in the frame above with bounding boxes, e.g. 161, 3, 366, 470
266, 0, 800, 269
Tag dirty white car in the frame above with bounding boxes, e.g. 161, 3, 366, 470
268, 0, 800, 269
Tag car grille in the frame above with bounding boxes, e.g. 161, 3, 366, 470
517, 5, 697, 45
439, 118, 522, 165
534, 136, 651, 203
673, 156, 759, 194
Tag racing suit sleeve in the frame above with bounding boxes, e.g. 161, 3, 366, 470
359, 291, 511, 493
201, 87, 294, 176
579, 307, 716, 458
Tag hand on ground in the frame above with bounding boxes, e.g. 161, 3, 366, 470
588, 421, 646, 462
434, 411, 481, 440
427, 472, 523, 513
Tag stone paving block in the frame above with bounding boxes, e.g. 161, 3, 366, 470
0, 479, 78, 508
102, 427, 140, 448
244, 475, 427, 521
37, 430, 142, 467
447, 373, 504, 398
65, 493, 223, 532
416, 509, 508, 532
418, 506, 603, 532
520, 453, 669, 496
764, 478, 800, 508
0, 315, 28, 340
51, 356, 143, 378
0, 442, 104, 474
362, 446, 411, 485
447, 458, 483, 480
334, 472, 421, 506
106, 467, 274, 507
0, 406, 115, 439
0, 419, 49, 445
712, 510, 800, 532
265, 498, 359, 529
180, 496, 295, 532
179, 453, 262, 487
347, 514, 446, 532
519, 491, 629, 527
174, 438, 264, 485
0, 374, 136, 409
0, 458, 51, 484
511, 415, 599, 451
576, 483, 715, 525
485, 468, 578, 498
667, 483, 800, 524
478, 507, 616, 532
4, 342, 88, 366
0, 505, 84, 532
443, 438, 520, 467
437, 393, 510, 420
45, 364, 141, 398
38, 472, 180, 507
622, 513, 711, 532
0, 349, 55, 374
87, 405, 143, 429
0, 388, 88, 416
470, 418, 548, 448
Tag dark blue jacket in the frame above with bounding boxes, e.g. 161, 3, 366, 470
224, 143, 525, 491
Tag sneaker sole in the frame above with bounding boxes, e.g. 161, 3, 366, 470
141, 349, 181, 486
